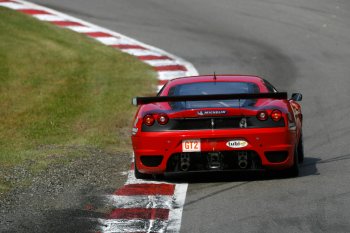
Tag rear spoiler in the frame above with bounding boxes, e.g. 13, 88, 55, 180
132, 92, 288, 106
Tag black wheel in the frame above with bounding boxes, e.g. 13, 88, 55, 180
297, 134, 304, 164
285, 147, 299, 178
134, 162, 152, 179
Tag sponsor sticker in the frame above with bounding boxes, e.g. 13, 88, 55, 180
226, 140, 248, 148
197, 110, 227, 116
182, 139, 201, 152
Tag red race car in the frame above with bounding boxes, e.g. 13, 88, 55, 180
131, 75, 303, 178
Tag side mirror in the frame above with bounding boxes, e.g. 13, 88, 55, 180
132, 97, 138, 106
291, 93, 302, 101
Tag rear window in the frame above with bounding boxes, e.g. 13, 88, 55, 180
168, 82, 259, 109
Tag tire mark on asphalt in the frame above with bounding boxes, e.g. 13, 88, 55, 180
185, 182, 250, 207
302, 153, 350, 167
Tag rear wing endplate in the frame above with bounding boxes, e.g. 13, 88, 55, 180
132, 92, 288, 106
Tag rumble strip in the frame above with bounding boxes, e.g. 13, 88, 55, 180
98, 162, 188, 232
0, 0, 198, 232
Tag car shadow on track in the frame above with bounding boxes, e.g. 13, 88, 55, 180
299, 156, 321, 177
162, 156, 321, 183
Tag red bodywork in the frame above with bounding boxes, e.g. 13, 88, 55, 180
131, 75, 303, 175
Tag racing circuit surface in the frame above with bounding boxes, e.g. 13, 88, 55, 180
29, 0, 350, 232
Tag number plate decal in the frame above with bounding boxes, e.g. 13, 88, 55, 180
182, 139, 201, 152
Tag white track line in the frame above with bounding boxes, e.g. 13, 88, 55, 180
33, 14, 67, 21
98, 219, 169, 233
66, 26, 100, 33
167, 183, 188, 232
121, 49, 164, 57
0, 2, 27, 9
94, 37, 123, 45
144, 60, 181, 67
106, 195, 173, 209
158, 71, 188, 80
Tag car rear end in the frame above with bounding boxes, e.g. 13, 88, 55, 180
131, 75, 300, 176
132, 107, 297, 175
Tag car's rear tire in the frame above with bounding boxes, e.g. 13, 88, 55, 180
285, 147, 299, 177
134, 162, 152, 179
297, 134, 304, 164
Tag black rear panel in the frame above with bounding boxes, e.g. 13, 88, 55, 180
142, 116, 284, 132
166, 151, 263, 172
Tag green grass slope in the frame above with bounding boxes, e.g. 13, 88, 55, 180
0, 7, 157, 193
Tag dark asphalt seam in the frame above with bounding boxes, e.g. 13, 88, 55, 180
185, 182, 250, 207
302, 153, 350, 168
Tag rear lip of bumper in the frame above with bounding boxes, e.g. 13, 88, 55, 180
165, 169, 266, 176
132, 127, 296, 174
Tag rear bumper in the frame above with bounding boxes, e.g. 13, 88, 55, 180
132, 127, 297, 174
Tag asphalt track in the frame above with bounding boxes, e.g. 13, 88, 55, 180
29, 0, 350, 232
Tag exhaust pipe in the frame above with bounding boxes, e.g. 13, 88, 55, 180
238, 160, 248, 169
237, 151, 248, 169
180, 153, 190, 171
208, 152, 222, 169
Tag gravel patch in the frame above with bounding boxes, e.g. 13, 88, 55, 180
0, 147, 131, 233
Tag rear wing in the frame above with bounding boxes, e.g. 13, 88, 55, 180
132, 92, 288, 106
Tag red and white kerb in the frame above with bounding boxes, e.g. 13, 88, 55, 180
98, 163, 188, 232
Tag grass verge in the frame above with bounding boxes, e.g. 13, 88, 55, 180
0, 7, 157, 194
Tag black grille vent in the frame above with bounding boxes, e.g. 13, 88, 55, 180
265, 151, 289, 163
140, 156, 163, 167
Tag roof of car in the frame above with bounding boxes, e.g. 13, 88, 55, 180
167, 75, 264, 86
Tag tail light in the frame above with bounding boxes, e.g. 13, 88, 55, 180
157, 113, 169, 125
143, 114, 155, 126
257, 111, 268, 121
271, 109, 282, 122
